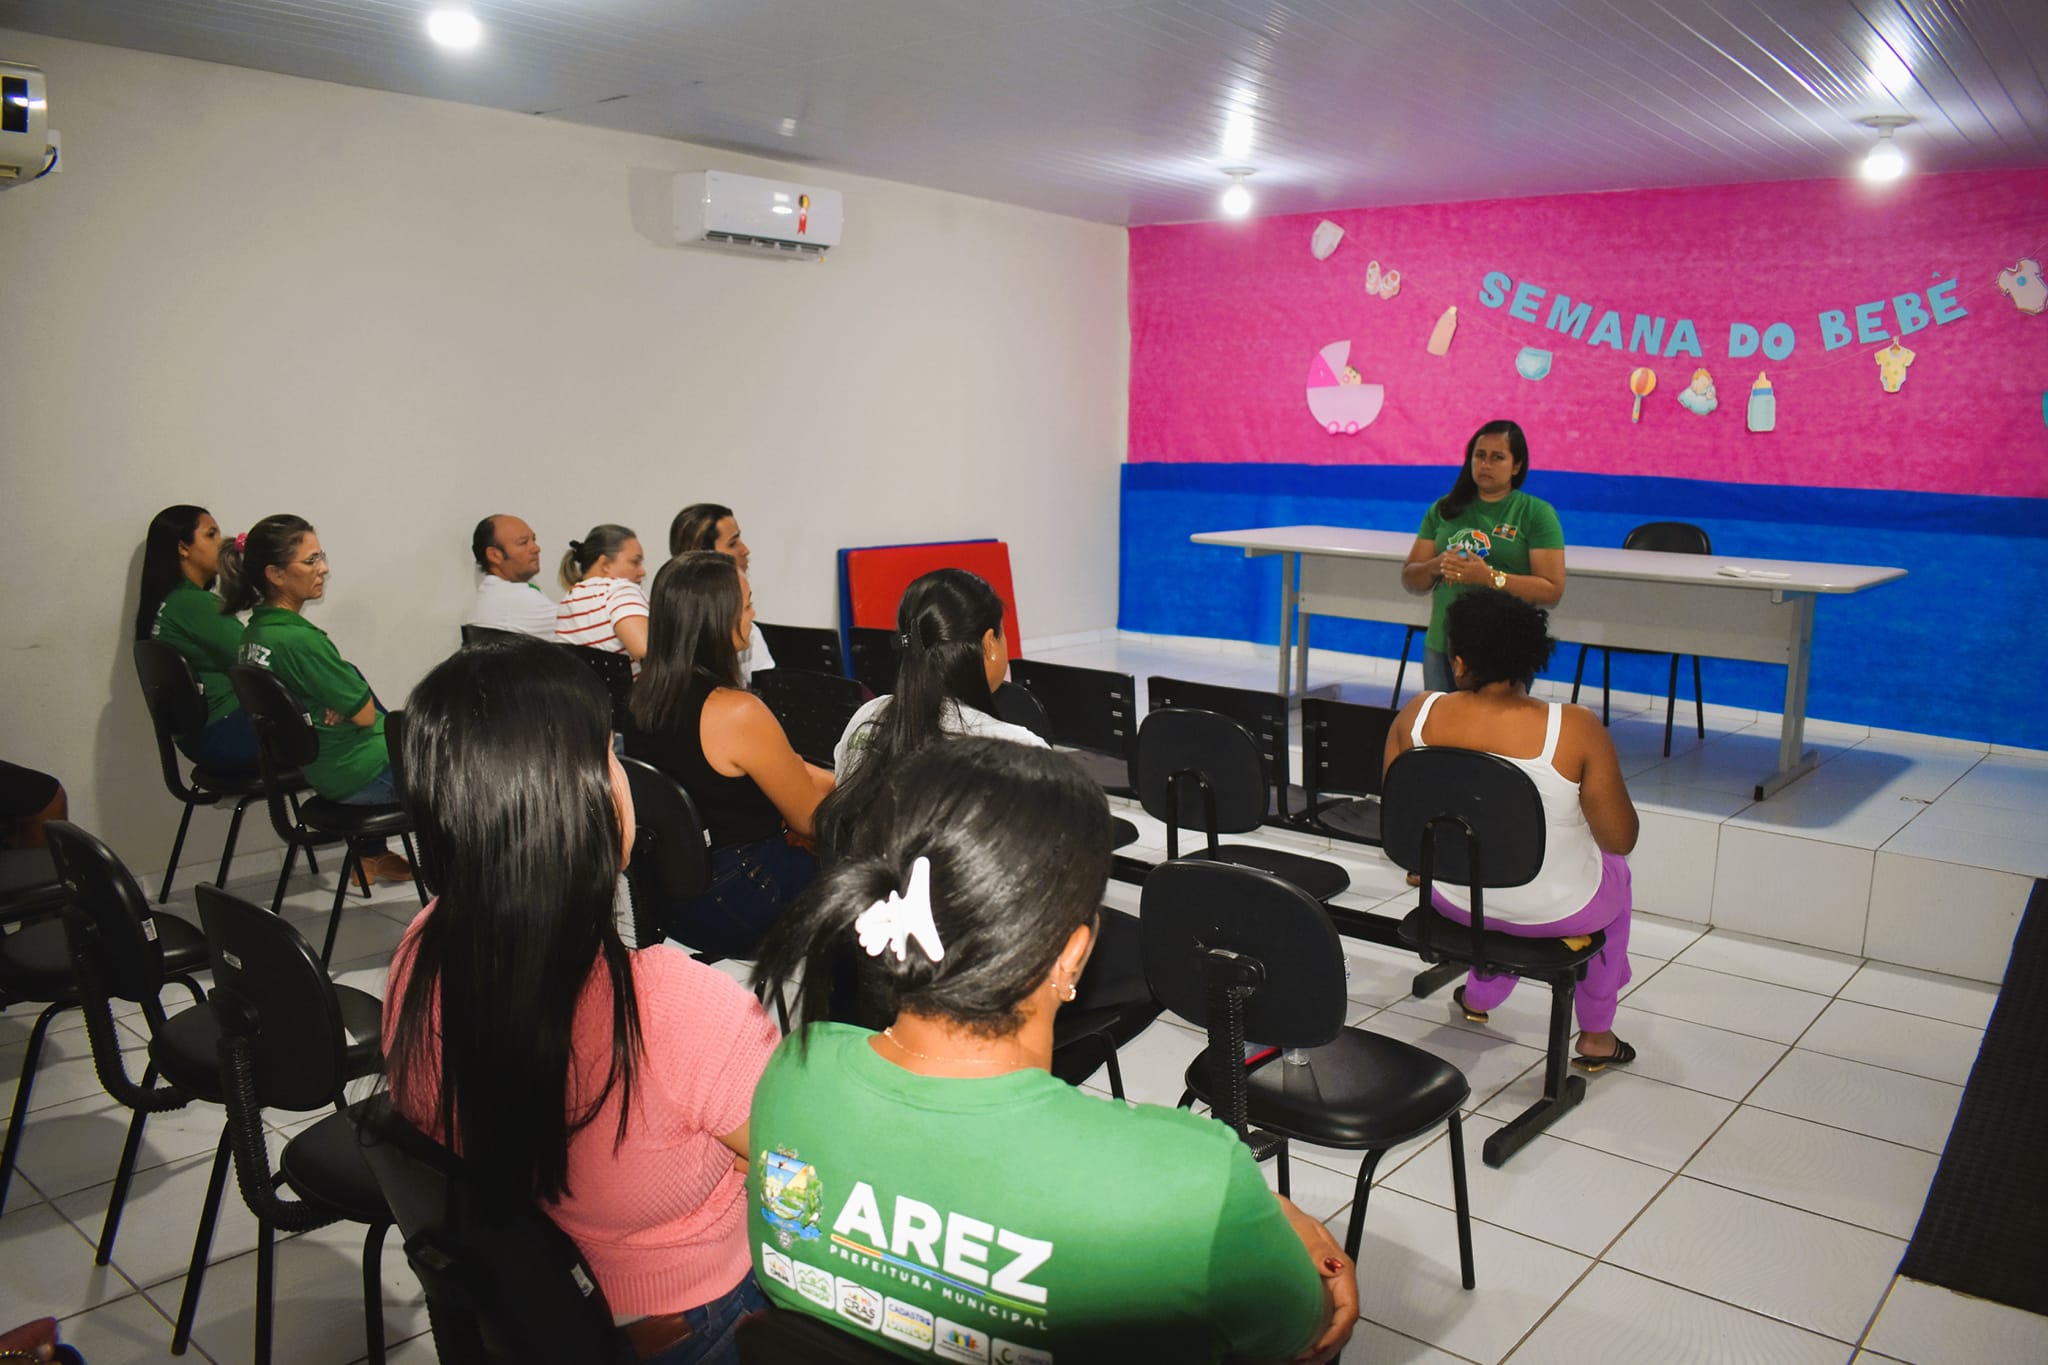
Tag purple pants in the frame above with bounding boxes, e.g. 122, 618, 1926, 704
1430, 851, 1633, 1032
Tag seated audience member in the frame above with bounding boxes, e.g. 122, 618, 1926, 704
625, 553, 831, 957
136, 504, 258, 772
0, 760, 66, 850
226, 514, 411, 883
557, 524, 650, 668
463, 513, 555, 638
386, 637, 779, 1365
668, 503, 774, 678
1385, 589, 1638, 1070
749, 739, 1357, 1362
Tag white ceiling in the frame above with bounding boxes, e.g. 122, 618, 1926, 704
6, 0, 2046, 224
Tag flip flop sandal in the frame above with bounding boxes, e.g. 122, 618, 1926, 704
1571, 1038, 1637, 1073
1452, 985, 1490, 1024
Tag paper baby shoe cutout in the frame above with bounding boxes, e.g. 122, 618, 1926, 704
1363, 259, 1401, 300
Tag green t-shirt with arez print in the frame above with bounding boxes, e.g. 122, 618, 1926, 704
152, 578, 245, 727
1416, 489, 1565, 651
238, 606, 387, 800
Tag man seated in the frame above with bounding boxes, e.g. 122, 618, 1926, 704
464, 514, 555, 638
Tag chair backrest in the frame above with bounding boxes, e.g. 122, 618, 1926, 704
752, 623, 845, 677
990, 681, 1052, 740
1624, 521, 1712, 555
1381, 745, 1548, 930
230, 661, 322, 771
195, 882, 352, 1113
1301, 697, 1397, 802
1135, 708, 1268, 837
1008, 658, 1139, 766
45, 821, 169, 1005
557, 644, 635, 731
619, 758, 711, 905
845, 626, 899, 697
358, 1102, 636, 1365
1140, 860, 1348, 1132
735, 1306, 906, 1364
750, 668, 870, 768
1147, 675, 1292, 814
459, 624, 528, 648
134, 638, 209, 768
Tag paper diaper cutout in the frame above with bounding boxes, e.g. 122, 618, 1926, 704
1426, 306, 1458, 357
1364, 260, 1401, 300
1746, 372, 1776, 432
1310, 220, 1345, 260
1515, 347, 1552, 381
1306, 340, 1385, 434
1629, 367, 1656, 423
1875, 340, 1915, 393
1677, 367, 1718, 415
1996, 258, 2045, 314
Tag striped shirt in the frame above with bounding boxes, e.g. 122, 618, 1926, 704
556, 576, 649, 672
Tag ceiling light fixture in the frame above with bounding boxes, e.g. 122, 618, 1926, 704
1220, 167, 1255, 218
426, 8, 483, 51
1858, 115, 1912, 182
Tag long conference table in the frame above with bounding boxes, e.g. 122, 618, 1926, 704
1191, 526, 1907, 800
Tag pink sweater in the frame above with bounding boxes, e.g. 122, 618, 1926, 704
385, 906, 781, 1315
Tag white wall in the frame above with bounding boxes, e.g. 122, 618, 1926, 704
0, 32, 1130, 864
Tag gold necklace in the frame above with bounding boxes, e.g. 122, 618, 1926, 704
882, 1027, 1022, 1070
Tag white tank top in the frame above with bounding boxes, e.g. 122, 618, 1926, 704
1410, 693, 1605, 924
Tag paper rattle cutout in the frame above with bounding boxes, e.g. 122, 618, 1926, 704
1629, 367, 1656, 422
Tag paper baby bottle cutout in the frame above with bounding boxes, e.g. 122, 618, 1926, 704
1311, 220, 1345, 261
1746, 372, 1776, 432
1426, 306, 1458, 357
1306, 340, 1385, 434
1875, 341, 1916, 393
1996, 258, 2045, 314
1629, 367, 1656, 422
1363, 259, 1401, 300
1677, 367, 1718, 416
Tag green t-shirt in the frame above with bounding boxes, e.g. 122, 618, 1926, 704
238, 605, 387, 800
1416, 489, 1565, 652
151, 579, 245, 727
747, 1025, 1322, 1364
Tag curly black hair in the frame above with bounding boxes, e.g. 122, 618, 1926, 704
1445, 589, 1555, 690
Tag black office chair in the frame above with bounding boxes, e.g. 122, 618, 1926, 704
559, 644, 636, 732
229, 664, 426, 964
751, 668, 870, 768
1294, 697, 1398, 847
1049, 906, 1162, 1101
991, 680, 1051, 738
1148, 675, 1304, 825
752, 622, 846, 677
1134, 708, 1350, 903
43, 822, 212, 1264
1008, 658, 1139, 797
1571, 521, 1711, 756
846, 626, 900, 697
1383, 748, 1608, 1169
1144, 859, 1474, 1278
736, 1306, 905, 1363
618, 757, 712, 952
357, 1101, 637, 1365
458, 625, 527, 648
134, 639, 305, 903
196, 883, 393, 1365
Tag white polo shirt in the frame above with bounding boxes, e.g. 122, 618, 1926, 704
466, 575, 559, 639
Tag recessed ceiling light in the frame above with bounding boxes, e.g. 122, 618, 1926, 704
426, 8, 483, 51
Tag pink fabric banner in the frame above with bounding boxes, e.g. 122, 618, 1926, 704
1129, 169, 2048, 498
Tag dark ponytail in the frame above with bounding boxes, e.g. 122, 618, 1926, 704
560, 524, 637, 592
218, 514, 313, 615
755, 738, 1109, 1043
136, 504, 210, 641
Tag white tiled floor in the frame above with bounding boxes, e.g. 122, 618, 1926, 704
4, 632, 2046, 1364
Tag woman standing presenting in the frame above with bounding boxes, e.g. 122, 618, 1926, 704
1400, 420, 1567, 694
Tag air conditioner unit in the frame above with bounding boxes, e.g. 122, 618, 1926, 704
0, 61, 53, 189
674, 171, 843, 260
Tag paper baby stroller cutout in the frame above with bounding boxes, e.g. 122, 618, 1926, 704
1306, 340, 1385, 434
1996, 258, 2045, 315
1363, 259, 1401, 300
1310, 220, 1345, 260
1677, 367, 1718, 416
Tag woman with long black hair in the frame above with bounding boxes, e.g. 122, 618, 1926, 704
136, 504, 258, 772
386, 637, 780, 1364
1399, 420, 1567, 694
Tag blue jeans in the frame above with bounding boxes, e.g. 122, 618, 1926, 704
1422, 648, 1456, 694
640, 1272, 768, 1365
179, 711, 260, 775
660, 837, 817, 959
336, 766, 397, 806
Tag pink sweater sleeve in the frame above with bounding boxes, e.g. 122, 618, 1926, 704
633, 950, 782, 1139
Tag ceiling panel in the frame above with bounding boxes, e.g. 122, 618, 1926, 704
3, 0, 2043, 223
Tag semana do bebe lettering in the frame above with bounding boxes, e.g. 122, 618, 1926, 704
1476, 270, 1968, 361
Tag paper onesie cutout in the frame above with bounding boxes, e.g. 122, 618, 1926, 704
1363, 260, 1401, 300
1997, 258, 2045, 314
1676, 367, 1717, 415
1746, 372, 1776, 432
1875, 341, 1916, 393
1306, 340, 1385, 434
1311, 220, 1345, 260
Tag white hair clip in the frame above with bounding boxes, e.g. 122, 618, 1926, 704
854, 856, 945, 964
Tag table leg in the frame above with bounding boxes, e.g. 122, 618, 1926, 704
1296, 610, 1312, 695
1275, 552, 1297, 696
1755, 593, 1820, 800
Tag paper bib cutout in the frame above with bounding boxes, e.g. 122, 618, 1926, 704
1306, 341, 1385, 435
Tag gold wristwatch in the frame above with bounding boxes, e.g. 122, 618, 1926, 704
1490, 568, 1508, 589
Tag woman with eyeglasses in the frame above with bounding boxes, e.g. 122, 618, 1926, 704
222, 514, 412, 882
